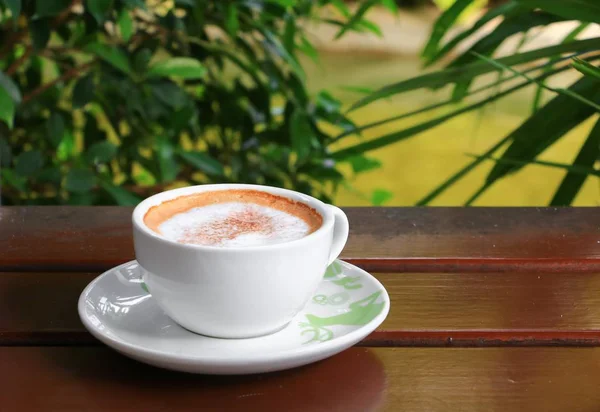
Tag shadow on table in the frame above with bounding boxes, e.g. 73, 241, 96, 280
41, 346, 387, 410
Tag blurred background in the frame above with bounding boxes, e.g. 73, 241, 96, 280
0, 0, 598, 207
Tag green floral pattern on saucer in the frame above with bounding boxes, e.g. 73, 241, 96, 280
300, 261, 386, 344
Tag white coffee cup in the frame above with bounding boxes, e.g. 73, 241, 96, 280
132, 184, 349, 338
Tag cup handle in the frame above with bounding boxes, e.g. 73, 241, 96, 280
328, 205, 349, 265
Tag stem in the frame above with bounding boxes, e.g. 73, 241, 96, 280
6, 46, 32, 75
22, 61, 95, 104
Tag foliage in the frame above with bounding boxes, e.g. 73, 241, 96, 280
0, 0, 392, 205
342, 0, 600, 206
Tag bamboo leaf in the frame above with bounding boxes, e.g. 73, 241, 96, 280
422, 0, 475, 61
550, 118, 600, 205
516, 0, 600, 24
416, 136, 512, 205
425, 2, 527, 67
572, 57, 600, 81
467, 76, 600, 204
349, 37, 600, 111
472, 51, 600, 111
335, 55, 570, 141
335, 0, 378, 39
448, 11, 564, 100
533, 22, 589, 112
471, 154, 599, 177
334, 63, 572, 159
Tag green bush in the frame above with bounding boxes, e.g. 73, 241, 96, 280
0, 0, 393, 205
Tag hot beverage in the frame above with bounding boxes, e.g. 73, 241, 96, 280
144, 189, 322, 247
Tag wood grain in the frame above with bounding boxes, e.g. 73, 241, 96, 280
3, 346, 600, 411
5, 271, 600, 346
1, 207, 599, 272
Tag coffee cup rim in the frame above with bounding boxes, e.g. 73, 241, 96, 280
132, 183, 335, 252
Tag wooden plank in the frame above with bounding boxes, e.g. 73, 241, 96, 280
5, 271, 600, 346
1, 207, 599, 272
2, 346, 600, 411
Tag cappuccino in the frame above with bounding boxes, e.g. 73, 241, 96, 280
144, 189, 322, 247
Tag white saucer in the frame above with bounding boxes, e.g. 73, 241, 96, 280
78, 260, 389, 375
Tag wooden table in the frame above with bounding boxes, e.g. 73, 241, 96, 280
1, 207, 600, 410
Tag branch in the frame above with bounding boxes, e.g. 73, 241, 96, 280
0, 0, 81, 60
6, 46, 32, 75
22, 61, 95, 104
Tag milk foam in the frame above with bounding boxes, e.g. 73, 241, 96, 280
158, 202, 311, 247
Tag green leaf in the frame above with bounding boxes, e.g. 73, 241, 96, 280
56, 129, 76, 160
38, 167, 62, 184
0, 70, 22, 104
290, 108, 313, 161
448, 12, 564, 100
355, 20, 382, 37
550, 118, 600, 205
259, 27, 305, 80
334, 69, 545, 159
516, 0, 600, 24
448, 12, 562, 69
469, 76, 600, 204
100, 180, 141, 205
155, 137, 179, 182
283, 14, 295, 54
178, 150, 224, 176
2, 169, 26, 191
339, 85, 374, 95
380, 0, 398, 14
265, 0, 295, 7
225, 3, 239, 36
416, 136, 512, 206
35, 0, 70, 17
151, 81, 188, 109
422, 0, 474, 60
117, 9, 134, 42
72, 73, 95, 108
331, 0, 351, 17
86, 0, 112, 24
133, 48, 152, 73
46, 112, 65, 147
85, 42, 132, 75
532, 22, 589, 112
572, 57, 600, 81
3, 0, 21, 23
30, 18, 50, 50
335, 0, 378, 39
147, 57, 206, 79
86, 141, 117, 163
349, 37, 600, 111
347, 155, 381, 173
65, 168, 96, 193
336, 56, 560, 141
424, 2, 527, 66
473, 154, 599, 177
0, 87, 15, 128
15, 150, 44, 177
121, 0, 145, 9
472, 51, 600, 111
371, 189, 392, 206
0, 137, 11, 166
297, 34, 318, 62
316, 90, 341, 113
